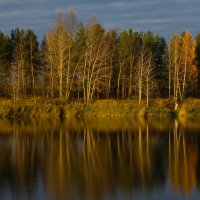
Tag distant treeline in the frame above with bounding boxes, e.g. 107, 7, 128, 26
0, 9, 200, 106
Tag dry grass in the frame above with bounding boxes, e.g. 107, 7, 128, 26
0, 98, 199, 118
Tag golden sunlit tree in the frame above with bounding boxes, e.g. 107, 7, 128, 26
135, 46, 155, 106
168, 32, 198, 108
45, 9, 78, 101
80, 18, 114, 102
181, 31, 197, 98
168, 33, 182, 109
11, 30, 26, 101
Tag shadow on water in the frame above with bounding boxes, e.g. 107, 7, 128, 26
0, 117, 199, 199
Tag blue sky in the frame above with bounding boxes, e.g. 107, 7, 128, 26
0, 0, 199, 41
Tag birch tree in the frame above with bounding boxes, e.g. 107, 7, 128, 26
65, 8, 78, 100
117, 31, 129, 99
80, 20, 112, 102
137, 47, 145, 105
126, 31, 141, 99
43, 33, 56, 98
11, 29, 26, 100
181, 31, 197, 97
45, 9, 78, 101
25, 29, 40, 100
103, 29, 116, 99
53, 12, 68, 101
168, 33, 181, 108
144, 52, 154, 107
168, 32, 197, 108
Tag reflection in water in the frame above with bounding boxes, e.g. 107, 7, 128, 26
169, 120, 198, 196
0, 118, 199, 199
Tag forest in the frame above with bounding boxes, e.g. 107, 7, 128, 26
0, 9, 200, 107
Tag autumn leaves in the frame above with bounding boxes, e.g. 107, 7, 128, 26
168, 32, 197, 107
0, 9, 199, 105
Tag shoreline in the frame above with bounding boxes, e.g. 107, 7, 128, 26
0, 98, 199, 119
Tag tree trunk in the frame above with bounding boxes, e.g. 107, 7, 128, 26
117, 64, 122, 99
30, 38, 36, 102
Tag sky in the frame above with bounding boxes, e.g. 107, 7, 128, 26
0, 0, 200, 41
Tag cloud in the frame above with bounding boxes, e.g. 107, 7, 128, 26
0, 0, 199, 41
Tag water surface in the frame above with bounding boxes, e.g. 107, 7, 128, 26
0, 117, 200, 200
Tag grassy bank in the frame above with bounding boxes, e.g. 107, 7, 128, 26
65, 99, 174, 118
0, 98, 200, 119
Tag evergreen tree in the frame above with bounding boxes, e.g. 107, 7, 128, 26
0, 31, 12, 97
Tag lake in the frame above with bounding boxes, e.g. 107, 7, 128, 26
0, 117, 200, 200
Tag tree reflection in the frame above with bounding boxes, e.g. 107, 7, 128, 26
0, 118, 199, 199
169, 120, 198, 196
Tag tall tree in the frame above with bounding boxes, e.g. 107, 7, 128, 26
168, 32, 197, 108
43, 32, 56, 98
168, 33, 181, 108
45, 9, 78, 101
0, 32, 11, 97
102, 29, 116, 99
135, 46, 154, 106
142, 31, 167, 97
79, 19, 113, 102
117, 30, 135, 99
54, 11, 69, 101
25, 29, 40, 99
195, 33, 200, 96
180, 31, 197, 97
153, 35, 167, 97
10, 28, 26, 100
10, 28, 40, 100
